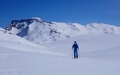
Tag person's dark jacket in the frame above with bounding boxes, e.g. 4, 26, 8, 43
72, 44, 79, 50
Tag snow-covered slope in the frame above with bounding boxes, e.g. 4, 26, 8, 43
86, 23, 120, 34
0, 28, 44, 48
5, 17, 120, 44
0, 27, 11, 34
0, 33, 120, 75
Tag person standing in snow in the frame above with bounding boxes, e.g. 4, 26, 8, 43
72, 41, 79, 58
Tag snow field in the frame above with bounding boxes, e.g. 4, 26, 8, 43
0, 30, 120, 75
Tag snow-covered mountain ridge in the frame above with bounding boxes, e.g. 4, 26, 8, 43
5, 17, 120, 43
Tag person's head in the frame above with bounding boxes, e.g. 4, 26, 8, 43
74, 41, 77, 44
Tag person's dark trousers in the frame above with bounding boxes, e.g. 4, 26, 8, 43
74, 49, 78, 58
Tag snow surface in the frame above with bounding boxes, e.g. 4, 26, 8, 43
0, 29, 120, 75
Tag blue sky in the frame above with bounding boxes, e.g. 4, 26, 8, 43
0, 0, 120, 28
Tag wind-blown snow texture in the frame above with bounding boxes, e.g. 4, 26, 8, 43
0, 28, 120, 75
6, 17, 120, 44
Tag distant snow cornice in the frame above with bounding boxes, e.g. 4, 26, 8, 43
29, 17, 44, 22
